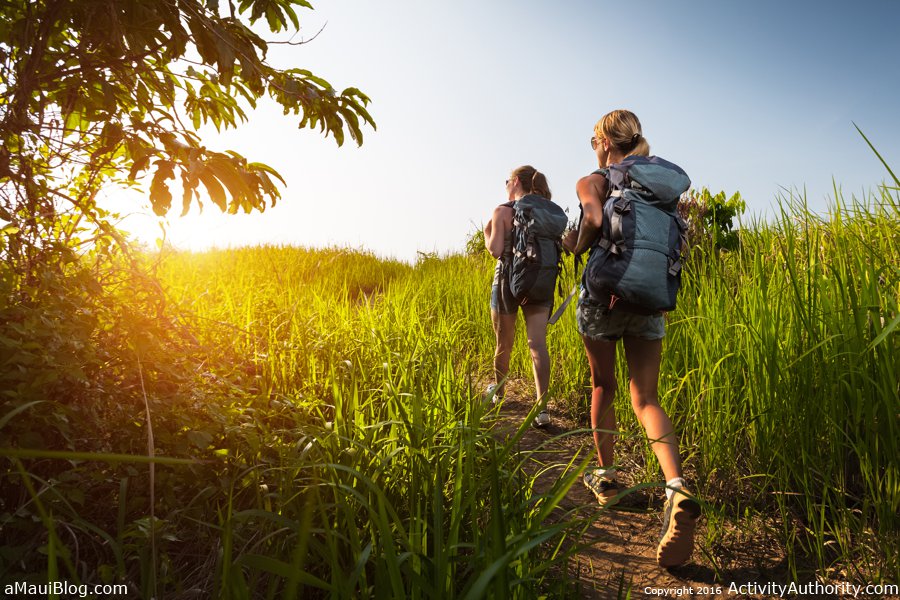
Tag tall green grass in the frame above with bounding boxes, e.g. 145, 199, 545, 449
167, 181, 898, 589
668, 185, 898, 580
3, 175, 897, 596
544, 182, 899, 581
152, 247, 586, 598
2, 244, 590, 598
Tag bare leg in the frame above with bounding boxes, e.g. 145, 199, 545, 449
521, 305, 551, 403
622, 336, 682, 481
491, 309, 517, 396
583, 336, 618, 467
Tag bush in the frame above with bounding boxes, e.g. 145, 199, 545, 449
678, 188, 746, 252
465, 226, 487, 258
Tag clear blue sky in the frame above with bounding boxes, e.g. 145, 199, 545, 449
115, 0, 900, 261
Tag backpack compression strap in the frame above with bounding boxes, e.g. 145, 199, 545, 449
669, 215, 689, 276
595, 165, 657, 256
597, 193, 630, 256
591, 167, 632, 256
510, 203, 536, 261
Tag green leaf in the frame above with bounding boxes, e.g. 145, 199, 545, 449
868, 312, 900, 351
181, 175, 195, 216
280, 1, 301, 30
207, 157, 252, 203
247, 161, 285, 185
0, 401, 44, 431
854, 122, 900, 188
0, 448, 196, 464
265, 5, 282, 31
235, 554, 331, 590
127, 153, 152, 181
186, 430, 213, 449
150, 160, 175, 215
213, 24, 236, 82
198, 166, 228, 211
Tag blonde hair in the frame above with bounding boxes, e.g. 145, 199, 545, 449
511, 165, 552, 200
594, 109, 650, 157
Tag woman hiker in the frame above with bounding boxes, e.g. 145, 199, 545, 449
483, 165, 567, 428
562, 110, 701, 568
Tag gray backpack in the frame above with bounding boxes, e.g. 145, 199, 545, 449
583, 156, 690, 313
506, 195, 568, 303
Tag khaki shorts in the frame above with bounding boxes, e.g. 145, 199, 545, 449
576, 289, 665, 342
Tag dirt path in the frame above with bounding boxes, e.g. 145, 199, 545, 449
491, 390, 823, 600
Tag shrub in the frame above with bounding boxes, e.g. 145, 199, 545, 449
678, 188, 746, 252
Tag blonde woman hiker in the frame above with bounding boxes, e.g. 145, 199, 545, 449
562, 110, 701, 567
483, 165, 567, 427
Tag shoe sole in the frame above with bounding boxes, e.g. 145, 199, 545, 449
657, 496, 701, 567
583, 477, 619, 508
587, 486, 618, 508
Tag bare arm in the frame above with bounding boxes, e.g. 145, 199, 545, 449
484, 204, 513, 259
562, 173, 608, 255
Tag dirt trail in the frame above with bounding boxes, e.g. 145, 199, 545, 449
491, 391, 821, 600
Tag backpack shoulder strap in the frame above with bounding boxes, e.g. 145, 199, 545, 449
581, 169, 612, 249
590, 165, 630, 255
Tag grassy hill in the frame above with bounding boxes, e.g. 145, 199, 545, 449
1, 189, 897, 597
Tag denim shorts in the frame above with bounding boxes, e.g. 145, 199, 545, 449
490, 262, 553, 315
576, 288, 665, 342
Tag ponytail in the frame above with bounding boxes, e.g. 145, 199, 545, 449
596, 110, 651, 157
511, 165, 552, 200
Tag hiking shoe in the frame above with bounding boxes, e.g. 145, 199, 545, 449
532, 410, 551, 428
484, 383, 503, 405
583, 469, 620, 507
656, 488, 701, 568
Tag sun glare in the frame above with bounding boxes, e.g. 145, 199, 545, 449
103, 187, 266, 252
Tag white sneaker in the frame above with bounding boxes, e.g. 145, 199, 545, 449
657, 488, 701, 567
533, 410, 551, 428
484, 383, 502, 405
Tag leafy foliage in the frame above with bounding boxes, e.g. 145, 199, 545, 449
0, 5, 380, 594
0, 0, 375, 272
678, 188, 746, 252
464, 226, 487, 258
0, 243, 236, 595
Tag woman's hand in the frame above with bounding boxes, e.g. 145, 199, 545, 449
562, 227, 578, 253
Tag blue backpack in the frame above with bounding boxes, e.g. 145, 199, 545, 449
583, 156, 691, 313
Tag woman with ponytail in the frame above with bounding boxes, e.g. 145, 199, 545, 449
483, 165, 567, 428
563, 109, 700, 567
